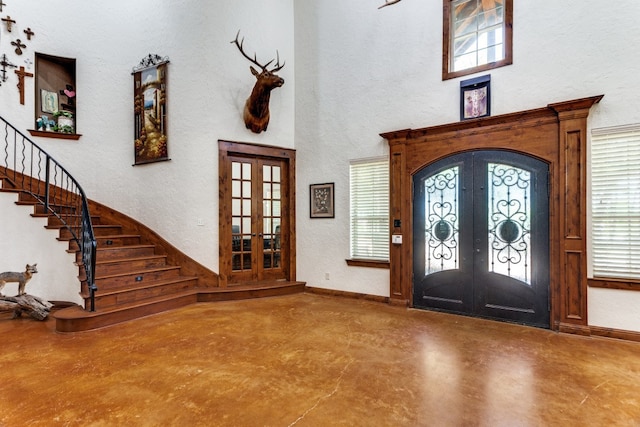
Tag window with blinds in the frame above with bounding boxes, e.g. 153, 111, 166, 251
350, 158, 389, 261
591, 124, 640, 279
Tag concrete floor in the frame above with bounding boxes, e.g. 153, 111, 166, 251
1, 293, 639, 426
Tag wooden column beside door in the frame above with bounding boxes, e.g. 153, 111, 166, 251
381, 95, 603, 332
549, 98, 602, 334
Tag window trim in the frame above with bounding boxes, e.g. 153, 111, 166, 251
442, 0, 513, 81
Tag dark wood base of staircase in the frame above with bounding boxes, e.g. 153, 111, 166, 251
54, 281, 306, 332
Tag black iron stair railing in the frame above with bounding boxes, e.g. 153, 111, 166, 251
0, 115, 97, 311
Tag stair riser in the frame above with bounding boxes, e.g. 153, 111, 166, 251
93, 246, 156, 261
96, 257, 168, 276
67, 236, 142, 251
48, 215, 101, 227
33, 204, 76, 215
59, 225, 123, 240
91, 279, 198, 309
96, 269, 181, 290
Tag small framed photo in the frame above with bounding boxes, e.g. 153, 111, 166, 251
310, 183, 335, 218
41, 89, 58, 114
460, 74, 491, 120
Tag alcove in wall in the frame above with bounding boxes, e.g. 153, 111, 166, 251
29, 52, 80, 140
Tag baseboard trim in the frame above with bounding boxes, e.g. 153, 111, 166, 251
305, 286, 389, 304
590, 326, 640, 343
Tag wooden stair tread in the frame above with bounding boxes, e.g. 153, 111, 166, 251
95, 265, 180, 280
91, 276, 198, 297
96, 254, 167, 266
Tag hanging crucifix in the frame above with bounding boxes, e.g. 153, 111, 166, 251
0, 53, 16, 85
2, 15, 15, 32
14, 66, 33, 104
0, 2, 6, 13
23, 28, 35, 40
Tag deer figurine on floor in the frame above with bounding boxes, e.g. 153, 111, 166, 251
231, 30, 285, 133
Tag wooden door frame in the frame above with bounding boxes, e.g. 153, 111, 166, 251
381, 95, 603, 334
218, 140, 297, 287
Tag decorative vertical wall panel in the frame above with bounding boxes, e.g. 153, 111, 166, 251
389, 147, 407, 303
564, 130, 583, 239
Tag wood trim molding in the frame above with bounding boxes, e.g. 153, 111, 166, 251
28, 130, 82, 140
305, 286, 390, 304
588, 278, 640, 290
381, 95, 603, 333
345, 259, 390, 269
590, 326, 640, 343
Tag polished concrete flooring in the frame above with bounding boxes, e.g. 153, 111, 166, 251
1, 293, 640, 426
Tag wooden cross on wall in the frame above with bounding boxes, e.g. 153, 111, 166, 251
0, 53, 16, 84
24, 28, 35, 40
2, 15, 16, 32
15, 66, 33, 104
11, 39, 25, 55
0, 1, 6, 13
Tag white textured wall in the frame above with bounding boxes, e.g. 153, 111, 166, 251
0, 192, 81, 304
1, 0, 294, 294
293, 1, 640, 331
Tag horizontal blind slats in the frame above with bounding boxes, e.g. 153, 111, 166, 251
591, 126, 640, 279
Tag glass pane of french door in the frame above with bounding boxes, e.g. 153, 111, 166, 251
229, 157, 285, 282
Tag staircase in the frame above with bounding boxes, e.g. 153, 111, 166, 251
1, 173, 305, 331
1, 118, 304, 333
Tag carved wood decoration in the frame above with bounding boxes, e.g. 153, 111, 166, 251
231, 31, 285, 134
381, 95, 603, 332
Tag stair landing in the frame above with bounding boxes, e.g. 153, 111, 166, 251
54, 281, 306, 332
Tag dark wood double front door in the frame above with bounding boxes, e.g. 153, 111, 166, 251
413, 151, 550, 328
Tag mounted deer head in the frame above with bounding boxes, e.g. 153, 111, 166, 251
232, 30, 285, 134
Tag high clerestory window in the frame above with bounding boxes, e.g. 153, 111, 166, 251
443, 0, 513, 80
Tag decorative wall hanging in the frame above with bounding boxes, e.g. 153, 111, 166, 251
2, 15, 15, 32
231, 31, 285, 134
13, 65, 31, 104
11, 38, 25, 55
310, 183, 335, 218
0, 2, 6, 13
0, 53, 16, 85
460, 74, 491, 120
132, 54, 169, 165
23, 27, 34, 40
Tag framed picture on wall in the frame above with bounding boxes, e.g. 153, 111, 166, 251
132, 54, 170, 165
310, 183, 335, 218
41, 89, 58, 114
460, 74, 491, 120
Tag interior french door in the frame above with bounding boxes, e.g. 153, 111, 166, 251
413, 150, 550, 328
227, 155, 287, 283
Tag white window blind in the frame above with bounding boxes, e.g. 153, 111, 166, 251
591, 124, 640, 279
350, 158, 389, 260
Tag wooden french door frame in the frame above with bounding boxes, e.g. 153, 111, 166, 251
218, 140, 297, 287
381, 96, 603, 334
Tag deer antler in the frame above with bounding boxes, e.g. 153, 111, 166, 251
231, 30, 285, 72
